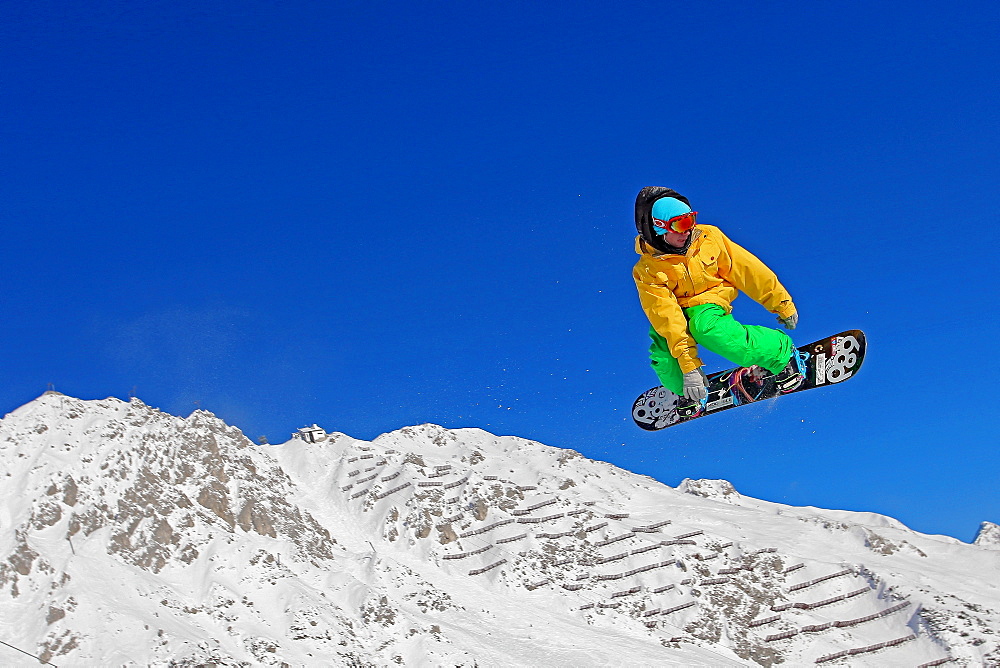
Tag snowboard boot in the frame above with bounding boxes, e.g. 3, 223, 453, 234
774, 349, 809, 393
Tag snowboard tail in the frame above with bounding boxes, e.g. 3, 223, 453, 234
632, 330, 866, 431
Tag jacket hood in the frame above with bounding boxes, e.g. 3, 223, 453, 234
635, 228, 701, 257
634, 187, 691, 253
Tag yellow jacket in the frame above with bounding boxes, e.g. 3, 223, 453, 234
633, 224, 796, 373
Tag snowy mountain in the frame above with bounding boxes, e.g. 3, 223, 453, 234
975, 523, 1000, 550
2, 393, 998, 666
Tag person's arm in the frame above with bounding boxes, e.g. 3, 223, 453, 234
633, 264, 703, 373
715, 229, 796, 319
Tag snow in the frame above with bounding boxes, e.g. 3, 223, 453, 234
1, 393, 998, 666
975, 522, 1000, 550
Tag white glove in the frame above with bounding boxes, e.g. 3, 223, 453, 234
682, 368, 708, 402
777, 312, 798, 330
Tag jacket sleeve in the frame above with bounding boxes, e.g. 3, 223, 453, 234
633, 263, 703, 373
715, 229, 796, 318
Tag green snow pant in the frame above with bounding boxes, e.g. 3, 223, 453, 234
649, 303, 795, 396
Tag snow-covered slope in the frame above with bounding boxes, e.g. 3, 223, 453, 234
2, 393, 998, 666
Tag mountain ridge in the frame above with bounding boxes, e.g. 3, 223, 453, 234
1, 393, 997, 666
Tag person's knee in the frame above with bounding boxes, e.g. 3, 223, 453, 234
688, 314, 719, 342
691, 317, 745, 355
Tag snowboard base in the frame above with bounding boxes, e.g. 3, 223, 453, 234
632, 330, 866, 431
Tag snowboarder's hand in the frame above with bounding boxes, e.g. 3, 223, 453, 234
777, 312, 798, 330
682, 368, 708, 402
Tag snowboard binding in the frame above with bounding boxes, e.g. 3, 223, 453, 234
675, 396, 708, 419
774, 349, 810, 394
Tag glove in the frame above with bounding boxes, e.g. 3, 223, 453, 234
777, 311, 798, 330
682, 368, 708, 402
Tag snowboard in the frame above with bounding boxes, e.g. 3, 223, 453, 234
632, 330, 866, 431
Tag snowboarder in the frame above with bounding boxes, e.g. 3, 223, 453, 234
632, 186, 807, 416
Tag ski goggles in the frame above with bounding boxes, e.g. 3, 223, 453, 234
652, 211, 698, 234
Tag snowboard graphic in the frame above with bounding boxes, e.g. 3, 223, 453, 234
632, 330, 866, 431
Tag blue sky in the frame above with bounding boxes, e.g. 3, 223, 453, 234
3, 1, 998, 542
